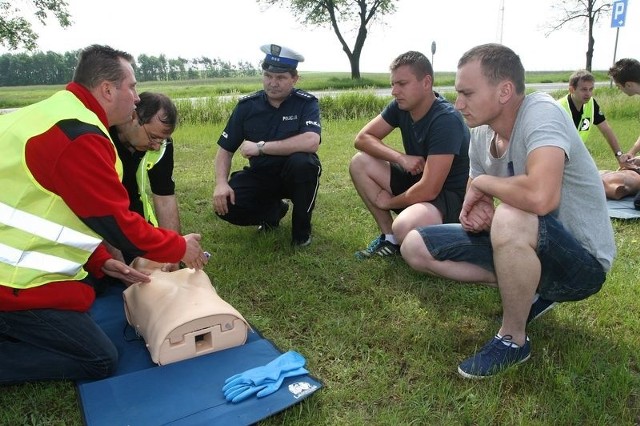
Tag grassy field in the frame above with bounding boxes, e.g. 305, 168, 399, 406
1, 84, 640, 425
0, 70, 615, 109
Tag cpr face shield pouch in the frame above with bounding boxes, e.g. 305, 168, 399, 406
123, 258, 250, 365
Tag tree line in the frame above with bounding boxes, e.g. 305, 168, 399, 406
0, 50, 262, 87
2, 1, 612, 84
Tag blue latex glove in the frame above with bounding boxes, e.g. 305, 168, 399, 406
223, 366, 309, 401
225, 366, 309, 403
222, 350, 306, 391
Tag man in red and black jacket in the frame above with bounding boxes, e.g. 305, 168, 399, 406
0, 45, 208, 384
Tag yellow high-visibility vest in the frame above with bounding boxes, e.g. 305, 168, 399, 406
558, 95, 594, 142
0, 90, 123, 288
136, 145, 166, 226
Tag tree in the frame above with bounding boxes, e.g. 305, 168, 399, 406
137, 54, 165, 82
258, 0, 397, 79
0, 49, 259, 86
0, 0, 71, 51
168, 57, 189, 80
546, 0, 612, 71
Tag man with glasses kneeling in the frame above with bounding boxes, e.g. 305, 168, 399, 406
109, 92, 182, 270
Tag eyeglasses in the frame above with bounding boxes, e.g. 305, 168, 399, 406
142, 123, 167, 148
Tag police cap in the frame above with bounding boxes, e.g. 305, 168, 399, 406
260, 44, 305, 73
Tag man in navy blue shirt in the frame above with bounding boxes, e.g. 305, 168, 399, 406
213, 44, 321, 247
349, 51, 470, 259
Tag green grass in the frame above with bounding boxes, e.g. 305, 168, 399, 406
0, 73, 398, 108
0, 70, 617, 109
1, 89, 640, 425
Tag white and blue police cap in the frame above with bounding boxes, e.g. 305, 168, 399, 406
260, 44, 305, 73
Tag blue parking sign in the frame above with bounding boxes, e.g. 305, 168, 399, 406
611, 0, 628, 28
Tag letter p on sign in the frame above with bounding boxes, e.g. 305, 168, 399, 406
611, 0, 628, 28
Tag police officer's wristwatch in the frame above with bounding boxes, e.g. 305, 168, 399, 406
257, 141, 266, 156
615, 150, 623, 158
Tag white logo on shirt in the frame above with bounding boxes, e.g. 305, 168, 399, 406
580, 118, 591, 131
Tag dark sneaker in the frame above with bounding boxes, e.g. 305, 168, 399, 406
258, 200, 289, 232
458, 335, 531, 379
527, 296, 558, 324
293, 235, 312, 247
355, 235, 399, 259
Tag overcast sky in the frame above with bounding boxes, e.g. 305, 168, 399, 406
6, 0, 638, 73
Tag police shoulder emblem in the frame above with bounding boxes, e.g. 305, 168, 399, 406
293, 89, 316, 100
239, 91, 261, 103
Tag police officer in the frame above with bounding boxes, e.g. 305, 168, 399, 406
213, 44, 322, 247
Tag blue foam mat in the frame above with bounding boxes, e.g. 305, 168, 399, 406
607, 196, 640, 219
76, 285, 322, 426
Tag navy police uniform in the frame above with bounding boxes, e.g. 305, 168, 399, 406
215, 44, 322, 244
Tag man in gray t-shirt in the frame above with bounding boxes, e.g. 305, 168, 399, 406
401, 44, 616, 379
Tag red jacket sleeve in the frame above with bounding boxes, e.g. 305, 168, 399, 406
84, 243, 112, 278
25, 127, 186, 264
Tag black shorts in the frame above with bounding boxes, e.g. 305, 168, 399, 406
389, 162, 465, 224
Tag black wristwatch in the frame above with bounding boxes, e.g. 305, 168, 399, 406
615, 150, 623, 158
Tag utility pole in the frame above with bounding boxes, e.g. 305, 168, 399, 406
497, 0, 505, 43
431, 41, 436, 70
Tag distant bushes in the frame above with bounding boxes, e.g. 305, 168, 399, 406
176, 92, 394, 125
322, 77, 382, 90
175, 97, 237, 125
319, 92, 390, 120
169, 87, 640, 126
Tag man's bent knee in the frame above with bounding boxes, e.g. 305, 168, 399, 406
491, 204, 538, 248
401, 230, 432, 270
83, 343, 118, 380
349, 151, 368, 177
393, 204, 443, 243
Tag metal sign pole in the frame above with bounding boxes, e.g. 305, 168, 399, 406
611, 27, 620, 88
610, 0, 628, 87
431, 41, 436, 71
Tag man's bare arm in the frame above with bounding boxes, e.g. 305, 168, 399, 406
471, 146, 565, 216
354, 114, 425, 173
153, 194, 180, 232
384, 154, 454, 209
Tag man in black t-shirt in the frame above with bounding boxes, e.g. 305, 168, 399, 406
109, 92, 181, 266
349, 51, 470, 260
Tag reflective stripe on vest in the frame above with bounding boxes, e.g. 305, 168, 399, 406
136, 145, 166, 226
0, 90, 122, 289
0, 202, 100, 251
0, 243, 88, 276
558, 95, 594, 142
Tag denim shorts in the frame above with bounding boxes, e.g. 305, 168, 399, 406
417, 215, 606, 302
